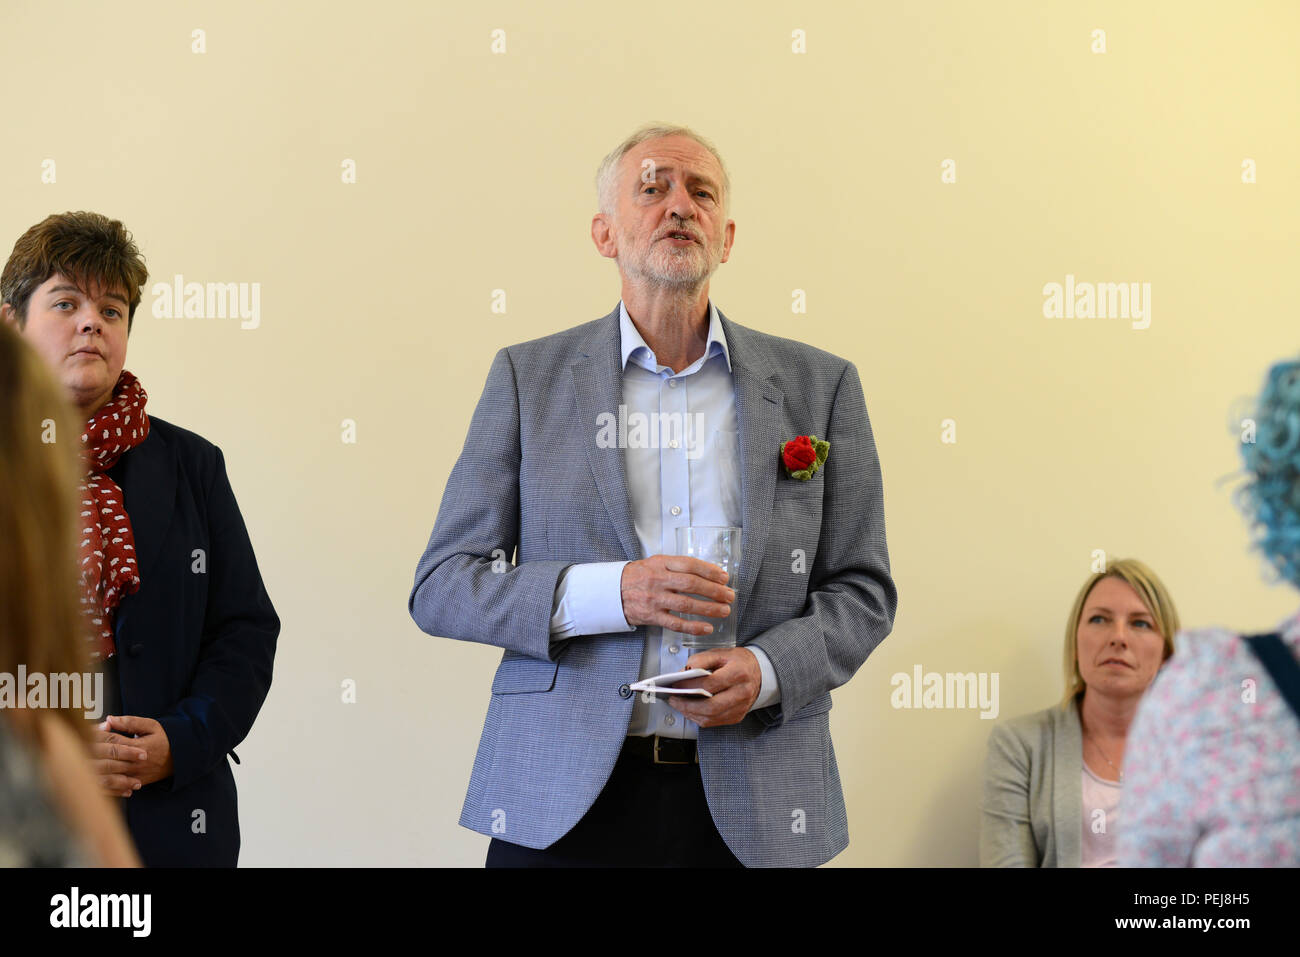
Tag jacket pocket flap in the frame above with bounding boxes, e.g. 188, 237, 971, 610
791, 693, 833, 719
491, 654, 560, 694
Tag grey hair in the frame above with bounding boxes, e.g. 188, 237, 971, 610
595, 123, 731, 223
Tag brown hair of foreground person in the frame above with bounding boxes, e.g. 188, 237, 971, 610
0, 320, 138, 866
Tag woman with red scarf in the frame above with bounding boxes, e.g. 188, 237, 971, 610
1, 212, 279, 867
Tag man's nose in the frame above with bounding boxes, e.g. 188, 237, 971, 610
666, 183, 697, 218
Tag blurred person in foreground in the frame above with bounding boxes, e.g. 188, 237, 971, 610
980, 559, 1178, 866
1119, 362, 1300, 866
1, 211, 279, 866
0, 320, 138, 866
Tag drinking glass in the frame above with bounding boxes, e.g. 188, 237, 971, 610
674, 526, 742, 650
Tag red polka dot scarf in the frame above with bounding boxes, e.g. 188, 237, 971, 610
78, 371, 150, 660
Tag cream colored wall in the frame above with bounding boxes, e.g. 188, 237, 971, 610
3, 0, 1297, 865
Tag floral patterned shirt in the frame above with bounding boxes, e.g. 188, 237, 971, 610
1117, 611, 1300, 866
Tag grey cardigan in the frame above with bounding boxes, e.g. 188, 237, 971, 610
979, 699, 1083, 867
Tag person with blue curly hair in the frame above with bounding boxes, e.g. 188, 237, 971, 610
1118, 360, 1300, 866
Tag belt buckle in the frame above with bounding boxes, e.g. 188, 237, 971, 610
653, 735, 698, 765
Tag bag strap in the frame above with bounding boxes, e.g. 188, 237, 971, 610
1241, 632, 1300, 728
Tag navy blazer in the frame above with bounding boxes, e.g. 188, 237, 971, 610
103, 415, 279, 867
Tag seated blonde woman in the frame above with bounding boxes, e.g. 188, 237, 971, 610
979, 558, 1178, 867
0, 321, 137, 867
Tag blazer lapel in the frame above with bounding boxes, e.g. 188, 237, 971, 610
570, 306, 644, 565
1056, 700, 1084, 868
110, 420, 177, 587
716, 308, 783, 632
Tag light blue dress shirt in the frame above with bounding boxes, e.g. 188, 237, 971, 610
548, 299, 781, 739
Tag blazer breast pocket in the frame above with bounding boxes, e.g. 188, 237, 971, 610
773, 471, 825, 511
491, 652, 560, 694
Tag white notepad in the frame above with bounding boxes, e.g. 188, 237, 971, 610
629, 668, 714, 697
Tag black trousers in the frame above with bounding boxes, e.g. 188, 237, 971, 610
486, 738, 745, 868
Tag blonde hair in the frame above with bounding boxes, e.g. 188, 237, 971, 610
1060, 557, 1179, 708
0, 321, 92, 746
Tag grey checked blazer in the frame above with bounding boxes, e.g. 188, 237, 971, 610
409, 302, 898, 867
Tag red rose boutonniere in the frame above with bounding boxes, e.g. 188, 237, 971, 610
780, 434, 830, 481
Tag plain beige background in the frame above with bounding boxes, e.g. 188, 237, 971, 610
3, 0, 1298, 865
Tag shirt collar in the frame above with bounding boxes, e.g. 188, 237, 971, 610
619, 299, 732, 374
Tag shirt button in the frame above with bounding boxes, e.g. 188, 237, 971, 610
670, 506, 681, 516
669, 645, 679, 654
669, 380, 678, 388
665, 714, 676, 726
668, 439, 679, 449
618, 684, 632, 699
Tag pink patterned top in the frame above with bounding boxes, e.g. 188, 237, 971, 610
1117, 611, 1300, 866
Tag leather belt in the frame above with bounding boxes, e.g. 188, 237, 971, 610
623, 734, 699, 765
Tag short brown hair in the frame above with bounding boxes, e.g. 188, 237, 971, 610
0, 321, 93, 746
1, 211, 148, 333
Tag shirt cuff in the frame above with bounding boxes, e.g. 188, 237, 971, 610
550, 561, 635, 638
745, 644, 781, 711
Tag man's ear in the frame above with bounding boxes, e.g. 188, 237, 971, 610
0, 302, 19, 328
591, 213, 618, 260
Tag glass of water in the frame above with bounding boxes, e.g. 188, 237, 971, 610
674, 526, 742, 649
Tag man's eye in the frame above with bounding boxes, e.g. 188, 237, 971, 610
104, 309, 121, 319
54, 301, 73, 310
